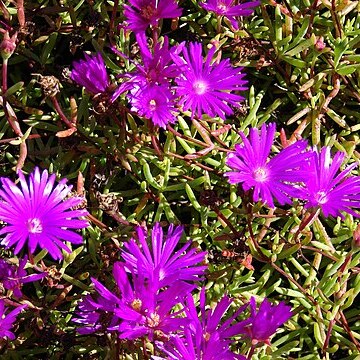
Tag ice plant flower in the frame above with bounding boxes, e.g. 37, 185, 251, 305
237, 297, 292, 345
121, 222, 207, 291
71, 52, 110, 95
129, 85, 178, 128
299, 146, 360, 218
157, 288, 248, 359
171, 42, 247, 119
0, 256, 45, 298
79, 262, 192, 340
225, 123, 309, 208
0, 167, 89, 260
0, 300, 27, 340
73, 294, 121, 335
135, 35, 179, 85
200, 0, 260, 30
124, 0, 182, 34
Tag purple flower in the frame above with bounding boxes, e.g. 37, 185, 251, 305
135, 35, 179, 85
0, 300, 27, 340
72, 294, 120, 335
71, 52, 110, 94
0, 256, 45, 298
171, 42, 247, 119
124, 0, 182, 34
129, 84, 178, 128
299, 146, 360, 218
237, 297, 292, 345
224, 123, 309, 208
80, 262, 192, 340
200, 0, 260, 30
121, 222, 207, 291
0, 167, 89, 260
158, 288, 247, 359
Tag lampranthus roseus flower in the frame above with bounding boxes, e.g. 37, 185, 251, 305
121, 222, 207, 291
71, 52, 110, 95
0, 167, 89, 260
83, 262, 192, 340
157, 288, 248, 359
171, 42, 247, 119
0, 300, 27, 340
135, 35, 179, 85
299, 146, 360, 218
129, 85, 178, 128
237, 297, 292, 345
0, 256, 45, 298
200, 0, 260, 30
224, 123, 309, 208
124, 0, 182, 34
73, 294, 121, 335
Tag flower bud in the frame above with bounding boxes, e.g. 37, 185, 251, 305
0, 32, 17, 60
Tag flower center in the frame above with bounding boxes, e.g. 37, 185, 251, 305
141, 5, 157, 20
315, 191, 328, 205
149, 99, 157, 111
146, 312, 160, 328
217, 2, 228, 13
131, 298, 142, 311
253, 167, 268, 182
193, 80, 208, 95
26, 218, 43, 234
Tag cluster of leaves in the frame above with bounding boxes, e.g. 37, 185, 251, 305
0, 0, 359, 359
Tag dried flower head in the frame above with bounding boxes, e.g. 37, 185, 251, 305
0, 167, 89, 260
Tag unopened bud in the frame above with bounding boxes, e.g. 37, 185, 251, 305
315, 36, 326, 52
0, 32, 17, 60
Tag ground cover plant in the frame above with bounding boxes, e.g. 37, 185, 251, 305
0, 0, 360, 358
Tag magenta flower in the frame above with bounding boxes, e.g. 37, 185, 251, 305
121, 222, 207, 291
299, 146, 360, 218
0, 256, 45, 298
236, 297, 292, 345
0, 167, 89, 260
158, 288, 248, 359
124, 0, 182, 34
129, 85, 178, 128
0, 300, 27, 340
171, 42, 247, 119
200, 0, 260, 30
71, 52, 110, 94
225, 123, 310, 208
135, 35, 179, 85
73, 294, 121, 335
78, 262, 192, 340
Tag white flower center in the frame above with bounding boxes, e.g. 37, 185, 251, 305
146, 312, 160, 328
217, 3, 228, 13
26, 218, 43, 234
253, 167, 268, 182
193, 80, 208, 95
149, 99, 157, 111
315, 191, 328, 204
